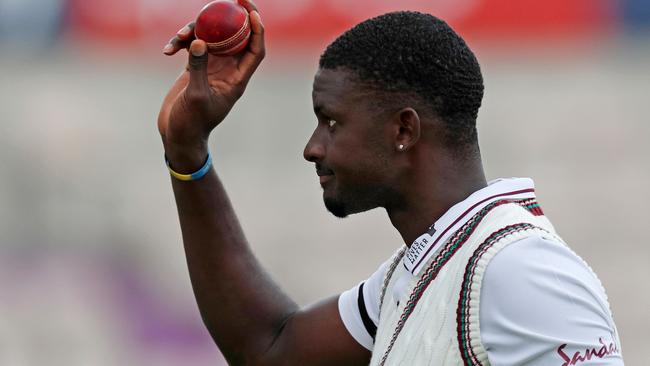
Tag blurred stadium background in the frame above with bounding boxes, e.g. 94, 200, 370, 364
1, 0, 648, 364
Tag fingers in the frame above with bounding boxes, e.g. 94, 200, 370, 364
237, 10, 265, 78
163, 22, 196, 55
238, 0, 258, 13
178, 22, 196, 40
239, 0, 263, 59
186, 40, 210, 100
248, 11, 264, 53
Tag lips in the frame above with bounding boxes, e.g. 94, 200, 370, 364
315, 163, 334, 176
316, 164, 334, 185
319, 175, 333, 185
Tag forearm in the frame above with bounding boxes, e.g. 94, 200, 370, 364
157, 15, 368, 363
167, 146, 298, 364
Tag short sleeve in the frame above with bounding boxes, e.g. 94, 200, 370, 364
338, 258, 390, 350
480, 235, 624, 365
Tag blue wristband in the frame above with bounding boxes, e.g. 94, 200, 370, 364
165, 151, 212, 181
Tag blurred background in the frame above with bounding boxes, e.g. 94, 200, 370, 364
0, 0, 648, 364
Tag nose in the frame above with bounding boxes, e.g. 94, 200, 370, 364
303, 128, 326, 163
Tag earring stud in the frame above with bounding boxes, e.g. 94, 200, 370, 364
398, 144, 404, 150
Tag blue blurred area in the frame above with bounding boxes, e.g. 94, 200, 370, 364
623, 0, 650, 28
0, 0, 67, 46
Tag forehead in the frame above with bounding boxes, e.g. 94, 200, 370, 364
312, 68, 364, 113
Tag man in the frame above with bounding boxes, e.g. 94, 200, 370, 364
158, 2, 623, 365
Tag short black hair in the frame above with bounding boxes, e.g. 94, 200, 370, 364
319, 11, 484, 150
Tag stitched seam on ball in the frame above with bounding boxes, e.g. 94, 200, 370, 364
207, 15, 250, 48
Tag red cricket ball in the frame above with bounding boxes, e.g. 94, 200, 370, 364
194, 0, 251, 56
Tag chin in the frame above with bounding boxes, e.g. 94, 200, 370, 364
323, 184, 385, 218
324, 195, 379, 218
324, 197, 349, 218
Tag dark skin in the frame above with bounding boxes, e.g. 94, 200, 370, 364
158, 2, 487, 364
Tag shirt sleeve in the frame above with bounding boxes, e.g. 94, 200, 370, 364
338, 259, 389, 351
480, 235, 624, 365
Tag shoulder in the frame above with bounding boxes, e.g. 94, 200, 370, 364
479, 235, 623, 365
481, 235, 610, 306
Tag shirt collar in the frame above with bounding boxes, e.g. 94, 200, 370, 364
403, 177, 537, 275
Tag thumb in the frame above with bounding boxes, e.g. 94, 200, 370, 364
187, 40, 209, 94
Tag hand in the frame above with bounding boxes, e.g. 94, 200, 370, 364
157, 0, 265, 170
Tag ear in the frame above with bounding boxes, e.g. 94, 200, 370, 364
392, 107, 421, 152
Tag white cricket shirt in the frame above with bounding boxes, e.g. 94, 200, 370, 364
338, 178, 623, 365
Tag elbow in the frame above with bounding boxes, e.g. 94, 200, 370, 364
199, 311, 297, 366
250, 312, 298, 366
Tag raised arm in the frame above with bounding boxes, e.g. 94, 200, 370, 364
157, 2, 369, 365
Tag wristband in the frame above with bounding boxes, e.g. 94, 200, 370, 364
165, 151, 212, 181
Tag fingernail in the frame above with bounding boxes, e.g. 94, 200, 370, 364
191, 42, 206, 57
179, 25, 191, 35
163, 44, 173, 53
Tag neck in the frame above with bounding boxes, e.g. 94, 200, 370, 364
386, 153, 487, 246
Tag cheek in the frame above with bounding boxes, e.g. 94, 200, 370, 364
330, 143, 389, 183
326, 121, 392, 179
327, 135, 360, 167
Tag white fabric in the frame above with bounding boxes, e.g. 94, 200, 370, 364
338, 177, 623, 365
403, 177, 536, 275
338, 260, 389, 350
369, 200, 545, 365
480, 235, 623, 365
338, 256, 394, 349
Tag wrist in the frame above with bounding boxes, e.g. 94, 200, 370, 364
164, 140, 210, 174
